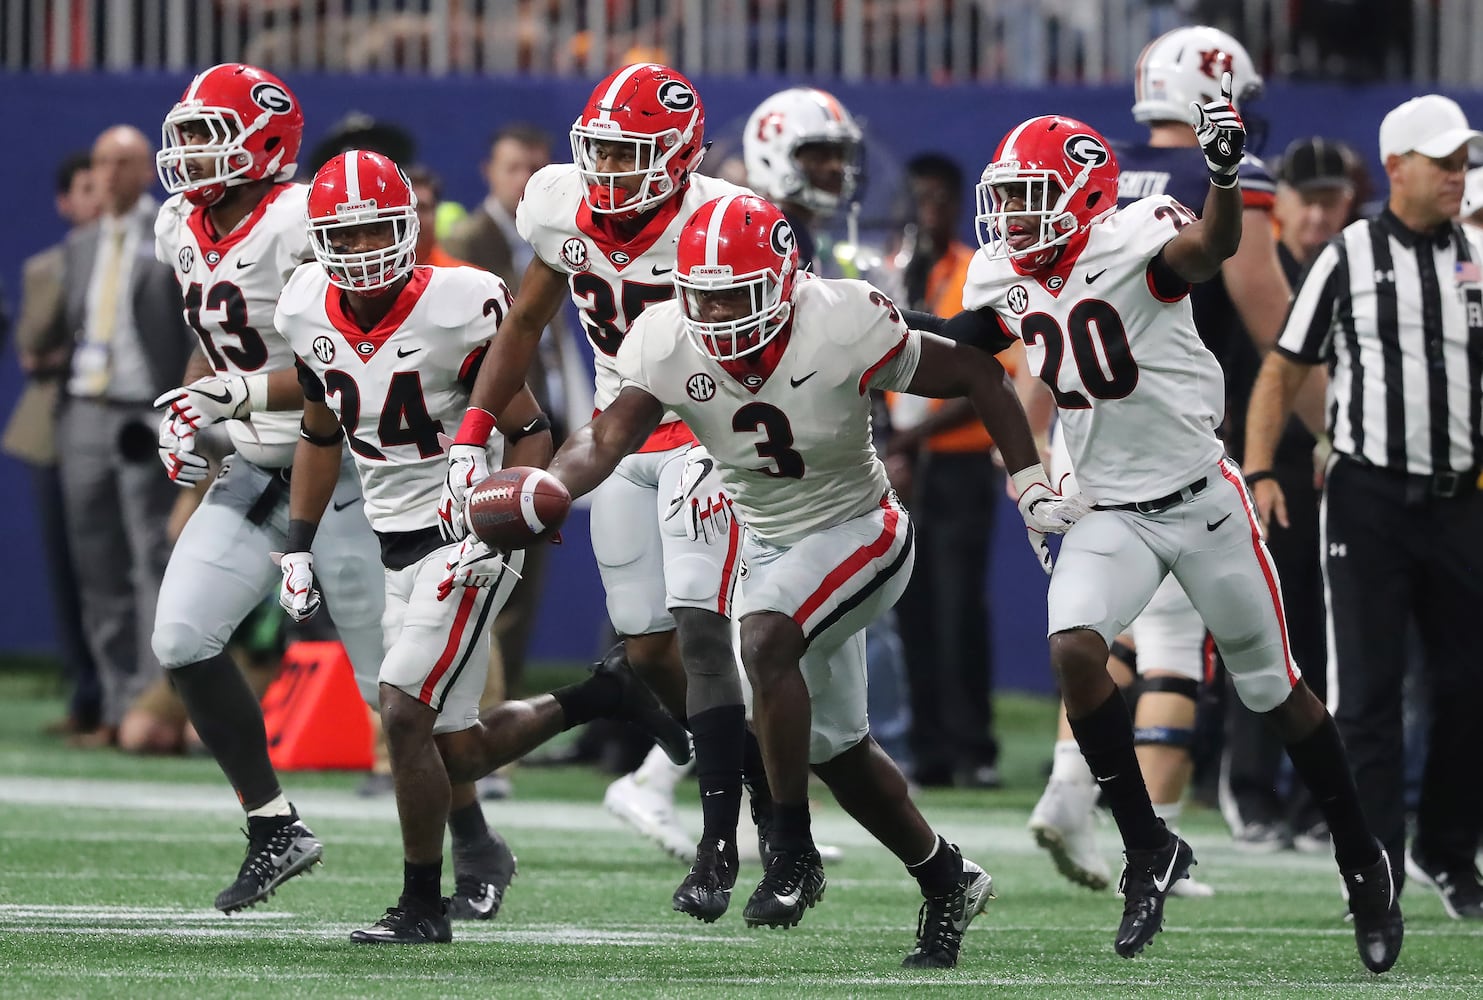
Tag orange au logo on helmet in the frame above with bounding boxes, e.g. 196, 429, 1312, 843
561, 237, 590, 271
1064, 134, 1110, 168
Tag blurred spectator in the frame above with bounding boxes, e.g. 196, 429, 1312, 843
306, 112, 416, 176
54, 125, 194, 746
2, 152, 102, 738
889, 152, 1009, 788
444, 125, 572, 705
407, 165, 471, 269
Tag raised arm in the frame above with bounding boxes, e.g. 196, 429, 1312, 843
1159, 72, 1247, 283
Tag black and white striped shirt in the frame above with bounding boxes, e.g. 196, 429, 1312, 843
1277, 209, 1483, 476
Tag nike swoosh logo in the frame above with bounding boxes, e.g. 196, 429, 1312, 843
235, 260, 253, 269
520, 417, 543, 435
694, 457, 714, 480
790, 371, 818, 388
332, 498, 361, 512
396, 346, 420, 358
1206, 513, 1232, 531
1150, 847, 1181, 893
652, 265, 673, 276
1086, 269, 1107, 283
464, 884, 497, 915
775, 889, 802, 907
195, 386, 235, 404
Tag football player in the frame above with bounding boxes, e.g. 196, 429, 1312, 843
149, 64, 387, 913
947, 87, 1402, 973
1027, 25, 1296, 892
274, 150, 691, 944
151, 66, 517, 924
488, 192, 1074, 966
440, 63, 776, 920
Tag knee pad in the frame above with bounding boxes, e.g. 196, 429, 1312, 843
152, 620, 224, 670
1131, 675, 1198, 749
665, 552, 723, 608
1109, 638, 1139, 672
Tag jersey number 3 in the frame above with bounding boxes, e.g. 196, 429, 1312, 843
1020, 300, 1139, 409
733, 402, 805, 479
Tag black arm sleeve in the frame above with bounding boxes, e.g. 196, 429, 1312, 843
941, 306, 1018, 355
901, 308, 947, 335
295, 358, 326, 402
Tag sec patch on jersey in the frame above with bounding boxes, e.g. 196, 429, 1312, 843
467, 468, 571, 549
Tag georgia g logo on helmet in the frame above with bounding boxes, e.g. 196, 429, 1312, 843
769, 218, 796, 258
250, 81, 293, 115
656, 80, 696, 112
1064, 134, 1110, 169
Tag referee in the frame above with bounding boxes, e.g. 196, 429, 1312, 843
1244, 94, 1483, 919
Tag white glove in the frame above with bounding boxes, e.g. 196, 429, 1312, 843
153, 374, 259, 432
437, 536, 517, 601
1013, 464, 1093, 535
665, 446, 735, 545
1189, 71, 1246, 188
273, 551, 322, 622
1027, 529, 1054, 576
156, 413, 210, 486
439, 443, 490, 543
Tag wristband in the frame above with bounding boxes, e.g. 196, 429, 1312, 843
286, 518, 318, 552
1244, 470, 1275, 486
1210, 171, 1239, 190
1010, 463, 1049, 497
505, 412, 551, 445
244, 373, 271, 415
455, 407, 498, 447
299, 419, 345, 447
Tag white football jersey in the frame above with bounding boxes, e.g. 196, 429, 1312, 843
155, 183, 311, 468
518, 165, 751, 412
962, 196, 1225, 505
275, 264, 511, 533
617, 275, 921, 547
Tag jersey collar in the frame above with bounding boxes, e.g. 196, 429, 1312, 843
186, 182, 293, 269
1022, 228, 1092, 297
324, 265, 434, 362
715, 321, 794, 394
576, 189, 685, 272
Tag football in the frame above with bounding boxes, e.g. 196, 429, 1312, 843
466, 467, 572, 549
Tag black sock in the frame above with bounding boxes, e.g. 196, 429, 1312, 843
552, 670, 622, 729
170, 653, 281, 809
447, 801, 495, 857
905, 835, 962, 897
741, 726, 773, 805
402, 859, 442, 909
1284, 714, 1380, 871
691, 705, 745, 843
1067, 688, 1164, 852
770, 801, 813, 854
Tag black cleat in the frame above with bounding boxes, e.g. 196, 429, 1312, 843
1114, 827, 1194, 958
1406, 847, 1483, 920
449, 830, 518, 921
674, 838, 738, 923
743, 847, 826, 929
750, 797, 777, 869
214, 809, 323, 913
350, 896, 452, 944
593, 644, 692, 766
902, 849, 994, 969
1345, 846, 1404, 973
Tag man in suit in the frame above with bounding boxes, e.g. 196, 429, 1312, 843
444, 123, 571, 711
3, 152, 103, 736
53, 125, 195, 744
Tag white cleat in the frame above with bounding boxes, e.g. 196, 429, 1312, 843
1170, 874, 1216, 897
604, 773, 695, 860
1028, 779, 1112, 891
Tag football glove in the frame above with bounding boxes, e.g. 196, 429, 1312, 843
665, 446, 736, 545
1027, 529, 1055, 576
153, 374, 256, 432
156, 414, 209, 486
438, 443, 489, 543
273, 551, 322, 623
437, 536, 518, 602
1014, 464, 1093, 535
1190, 71, 1246, 188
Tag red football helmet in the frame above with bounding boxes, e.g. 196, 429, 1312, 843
307, 151, 419, 294
675, 195, 799, 361
156, 63, 304, 207
975, 116, 1119, 273
569, 63, 706, 216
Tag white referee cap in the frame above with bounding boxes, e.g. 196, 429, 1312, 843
1380, 94, 1483, 160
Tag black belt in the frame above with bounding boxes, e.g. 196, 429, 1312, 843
1346, 458, 1481, 501
1095, 477, 1209, 515
244, 467, 292, 527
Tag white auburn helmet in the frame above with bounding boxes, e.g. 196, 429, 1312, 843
1132, 25, 1263, 125
744, 87, 863, 218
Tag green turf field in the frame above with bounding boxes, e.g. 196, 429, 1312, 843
0, 667, 1478, 998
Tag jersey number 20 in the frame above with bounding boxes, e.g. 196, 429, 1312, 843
1020, 299, 1139, 409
